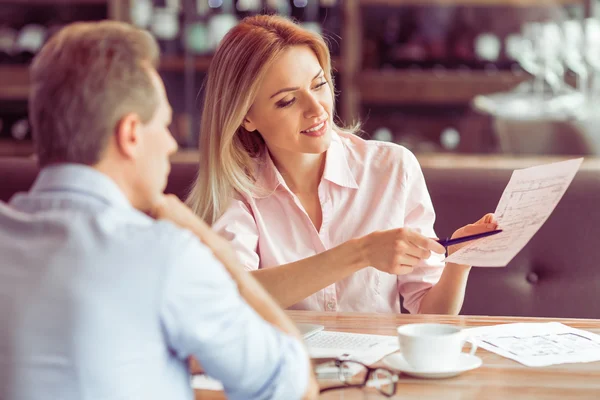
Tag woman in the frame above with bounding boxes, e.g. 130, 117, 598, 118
187, 15, 497, 315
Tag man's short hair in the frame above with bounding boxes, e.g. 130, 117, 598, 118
29, 20, 160, 167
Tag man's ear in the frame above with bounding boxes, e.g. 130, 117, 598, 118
242, 116, 257, 133
114, 113, 142, 159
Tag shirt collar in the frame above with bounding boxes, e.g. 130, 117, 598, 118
254, 131, 359, 198
322, 132, 359, 190
30, 163, 132, 208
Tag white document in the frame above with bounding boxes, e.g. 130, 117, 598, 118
445, 158, 583, 267
191, 375, 224, 391
464, 322, 600, 367
305, 330, 399, 365
190, 330, 399, 391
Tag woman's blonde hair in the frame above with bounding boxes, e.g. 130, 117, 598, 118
187, 14, 357, 225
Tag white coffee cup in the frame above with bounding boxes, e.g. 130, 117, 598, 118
396, 323, 477, 371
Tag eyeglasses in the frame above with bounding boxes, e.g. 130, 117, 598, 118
317, 359, 399, 397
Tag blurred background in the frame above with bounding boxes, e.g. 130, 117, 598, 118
2, 0, 600, 160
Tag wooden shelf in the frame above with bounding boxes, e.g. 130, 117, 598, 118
360, 0, 584, 6
0, 86, 30, 101
0, 55, 342, 101
159, 55, 213, 73
0, 0, 107, 4
0, 140, 34, 157
0, 66, 30, 101
160, 55, 343, 73
359, 70, 530, 105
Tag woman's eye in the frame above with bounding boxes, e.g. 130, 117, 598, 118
314, 81, 328, 90
276, 98, 296, 108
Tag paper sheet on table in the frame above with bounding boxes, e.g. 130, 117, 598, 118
305, 330, 399, 365
463, 322, 600, 367
190, 330, 399, 391
444, 158, 583, 267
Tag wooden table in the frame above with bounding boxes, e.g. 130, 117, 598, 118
195, 311, 600, 399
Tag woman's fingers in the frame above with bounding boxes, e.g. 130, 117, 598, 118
475, 213, 497, 225
407, 230, 446, 255
397, 252, 422, 266
401, 242, 430, 260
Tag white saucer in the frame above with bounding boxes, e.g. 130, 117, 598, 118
382, 353, 482, 379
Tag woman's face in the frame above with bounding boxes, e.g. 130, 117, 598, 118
243, 45, 333, 157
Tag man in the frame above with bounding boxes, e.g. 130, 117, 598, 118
0, 20, 317, 400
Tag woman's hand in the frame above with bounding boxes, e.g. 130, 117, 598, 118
448, 213, 498, 257
359, 228, 446, 275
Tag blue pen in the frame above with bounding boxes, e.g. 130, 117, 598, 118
437, 229, 503, 248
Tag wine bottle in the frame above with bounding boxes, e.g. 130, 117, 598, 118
0, 27, 17, 64
294, 0, 321, 36
448, 7, 477, 69
319, 0, 341, 55
150, 5, 181, 55
0, 116, 6, 139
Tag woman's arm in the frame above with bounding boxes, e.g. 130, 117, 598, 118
250, 239, 365, 308
418, 214, 498, 315
251, 228, 445, 309
417, 262, 471, 315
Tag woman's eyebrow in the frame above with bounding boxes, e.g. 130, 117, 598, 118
269, 70, 324, 99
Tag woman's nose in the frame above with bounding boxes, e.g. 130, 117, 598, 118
304, 93, 326, 118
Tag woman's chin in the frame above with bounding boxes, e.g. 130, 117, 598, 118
302, 129, 332, 154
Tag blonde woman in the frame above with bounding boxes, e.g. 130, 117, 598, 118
187, 15, 497, 315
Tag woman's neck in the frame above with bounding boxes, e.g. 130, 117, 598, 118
269, 149, 326, 195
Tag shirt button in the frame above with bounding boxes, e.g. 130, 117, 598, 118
327, 301, 336, 311
526, 272, 539, 284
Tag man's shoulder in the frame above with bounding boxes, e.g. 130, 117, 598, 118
120, 212, 203, 252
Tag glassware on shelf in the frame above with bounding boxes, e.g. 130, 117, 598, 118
584, 18, 600, 102
562, 19, 587, 96
266, 0, 291, 17
207, 0, 238, 51
10, 118, 31, 141
372, 127, 393, 142
440, 127, 460, 151
13, 24, 47, 63
474, 32, 501, 66
182, 0, 210, 55
236, 0, 262, 17
130, 0, 154, 29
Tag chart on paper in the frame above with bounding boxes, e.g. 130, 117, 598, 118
444, 158, 583, 267
464, 322, 600, 367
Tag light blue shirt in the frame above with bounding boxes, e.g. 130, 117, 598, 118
0, 164, 309, 400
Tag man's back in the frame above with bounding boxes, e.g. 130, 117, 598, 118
0, 164, 309, 400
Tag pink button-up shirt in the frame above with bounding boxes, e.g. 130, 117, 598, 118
213, 131, 445, 314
